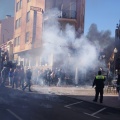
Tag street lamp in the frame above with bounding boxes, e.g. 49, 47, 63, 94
114, 48, 118, 77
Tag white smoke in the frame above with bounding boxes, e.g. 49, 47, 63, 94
42, 8, 100, 79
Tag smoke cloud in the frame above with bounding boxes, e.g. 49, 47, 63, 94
39, 8, 114, 84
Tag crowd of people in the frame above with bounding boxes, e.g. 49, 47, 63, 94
0, 65, 74, 91
0, 66, 32, 91
32, 67, 72, 87
0, 65, 120, 95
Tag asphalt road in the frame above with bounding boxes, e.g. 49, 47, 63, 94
0, 87, 120, 120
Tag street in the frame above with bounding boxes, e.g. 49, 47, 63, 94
0, 86, 120, 120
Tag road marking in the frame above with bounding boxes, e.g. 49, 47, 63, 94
84, 107, 106, 119
84, 113, 100, 119
64, 101, 83, 108
6, 109, 23, 120
92, 107, 106, 116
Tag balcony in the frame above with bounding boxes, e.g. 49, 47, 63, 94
58, 10, 76, 19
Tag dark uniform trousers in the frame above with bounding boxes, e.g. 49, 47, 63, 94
94, 87, 103, 103
93, 75, 105, 103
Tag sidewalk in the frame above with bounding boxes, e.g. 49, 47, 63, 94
31, 85, 120, 109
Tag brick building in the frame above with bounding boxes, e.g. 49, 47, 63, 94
0, 15, 14, 60
0, 15, 14, 47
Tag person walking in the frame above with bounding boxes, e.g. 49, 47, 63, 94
92, 70, 106, 103
8, 68, 13, 86
1, 67, 8, 87
23, 68, 32, 92
19, 67, 25, 89
12, 68, 19, 89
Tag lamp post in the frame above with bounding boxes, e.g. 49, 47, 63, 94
115, 20, 120, 40
114, 48, 118, 78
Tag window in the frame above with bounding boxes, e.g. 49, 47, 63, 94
27, 0, 31, 2
14, 36, 20, 46
20, 0, 22, 9
26, 11, 30, 22
16, 2, 18, 12
70, 1, 76, 18
18, 36, 20, 45
19, 17, 21, 26
15, 17, 21, 29
14, 38, 16, 46
16, 0, 22, 12
15, 20, 17, 29
25, 32, 29, 43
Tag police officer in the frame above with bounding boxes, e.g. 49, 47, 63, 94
92, 70, 106, 103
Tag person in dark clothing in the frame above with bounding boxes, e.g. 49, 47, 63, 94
117, 74, 120, 93
19, 67, 25, 89
1, 67, 8, 87
8, 68, 13, 86
57, 69, 65, 86
46, 68, 51, 86
23, 68, 32, 92
12, 68, 19, 88
92, 70, 106, 103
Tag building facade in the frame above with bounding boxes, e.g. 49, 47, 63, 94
0, 15, 14, 47
0, 15, 14, 59
114, 22, 120, 72
108, 21, 120, 77
13, 0, 85, 68
45, 0, 85, 35
0, 15, 14, 71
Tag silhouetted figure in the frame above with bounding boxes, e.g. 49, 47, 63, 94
1, 67, 8, 87
23, 68, 32, 92
117, 74, 120, 93
8, 68, 13, 86
12, 68, 19, 88
46, 68, 51, 86
19, 67, 25, 89
92, 71, 106, 103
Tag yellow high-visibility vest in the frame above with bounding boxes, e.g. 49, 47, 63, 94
96, 75, 105, 79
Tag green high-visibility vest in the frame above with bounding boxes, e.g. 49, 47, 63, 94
96, 75, 105, 79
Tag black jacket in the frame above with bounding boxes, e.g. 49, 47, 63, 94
93, 75, 106, 89
26, 69, 32, 79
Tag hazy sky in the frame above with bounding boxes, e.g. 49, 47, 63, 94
0, 0, 120, 37
0, 0, 15, 19
85, 0, 120, 37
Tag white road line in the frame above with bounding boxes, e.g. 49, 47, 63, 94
64, 101, 83, 108
91, 107, 106, 116
84, 113, 100, 119
84, 107, 106, 119
6, 109, 23, 120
